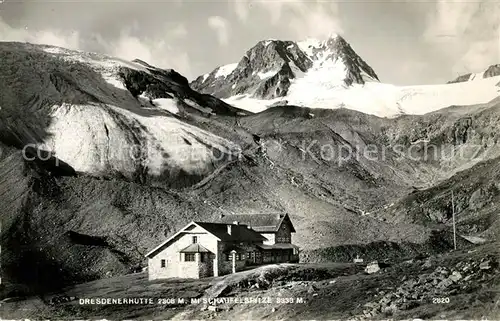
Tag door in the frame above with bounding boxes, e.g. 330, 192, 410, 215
255, 251, 262, 264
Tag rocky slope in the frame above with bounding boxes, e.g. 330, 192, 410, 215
374, 154, 500, 240
3, 100, 500, 295
1, 41, 500, 297
0, 42, 249, 187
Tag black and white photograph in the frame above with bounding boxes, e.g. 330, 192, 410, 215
0, 0, 499, 319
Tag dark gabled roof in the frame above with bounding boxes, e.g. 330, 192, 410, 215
222, 245, 247, 253
194, 222, 267, 242
179, 243, 212, 253
217, 213, 296, 233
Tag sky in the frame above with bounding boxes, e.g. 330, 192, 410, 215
0, 0, 499, 85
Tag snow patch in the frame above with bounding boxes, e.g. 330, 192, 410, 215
257, 70, 278, 80
286, 57, 348, 103
289, 61, 305, 78
103, 76, 126, 90
109, 105, 238, 174
465, 71, 488, 82
153, 98, 179, 114
42, 47, 72, 55
297, 36, 338, 58
39, 101, 240, 178
41, 45, 151, 90
223, 94, 279, 114
297, 38, 324, 57
215, 63, 238, 78
224, 75, 500, 118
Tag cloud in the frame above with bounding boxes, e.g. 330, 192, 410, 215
90, 29, 194, 78
459, 40, 498, 72
285, 1, 343, 40
168, 24, 188, 39
229, 0, 286, 24
422, 0, 500, 73
255, 0, 286, 24
229, 0, 343, 40
423, 0, 475, 41
207, 16, 230, 46
0, 17, 81, 50
232, 0, 250, 23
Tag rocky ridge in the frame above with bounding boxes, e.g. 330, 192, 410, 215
448, 64, 500, 84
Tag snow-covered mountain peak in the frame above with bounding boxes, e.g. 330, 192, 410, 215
296, 34, 340, 57
190, 36, 499, 118
191, 34, 379, 101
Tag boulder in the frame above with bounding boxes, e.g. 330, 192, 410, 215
461, 263, 472, 272
437, 278, 453, 289
365, 262, 381, 274
307, 284, 317, 293
469, 189, 487, 210
363, 310, 374, 318
449, 271, 462, 282
479, 260, 492, 270
422, 259, 432, 268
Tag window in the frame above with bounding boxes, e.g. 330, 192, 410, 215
276, 236, 291, 243
160, 259, 166, 268
192, 236, 198, 244
225, 253, 231, 261
246, 252, 251, 259
185, 253, 196, 262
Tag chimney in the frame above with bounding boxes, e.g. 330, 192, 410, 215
227, 224, 232, 235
